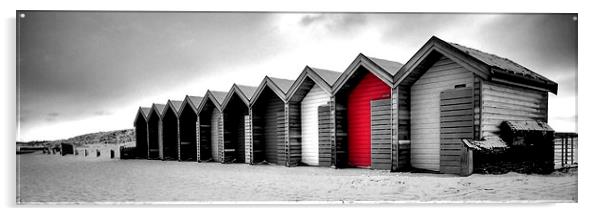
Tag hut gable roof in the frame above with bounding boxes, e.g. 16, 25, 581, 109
501, 120, 554, 132
133, 106, 151, 125
367, 56, 404, 76
222, 84, 258, 109
179, 95, 203, 115
286, 66, 342, 102
332, 53, 403, 94
269, 77, 295, 94
164, 100, 183, 117
149, 103, 166, 119
249, 76, 296, 106
394, 36, 558, 94
237, 85, 258, 101
198, 90, 228, 114
311, 67, 342, 86
450, 43, 555, 84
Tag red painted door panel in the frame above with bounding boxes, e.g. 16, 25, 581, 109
347, 72, 390, 167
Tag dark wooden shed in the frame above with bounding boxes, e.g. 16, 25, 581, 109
197, 90, 228, 162
178, 95, 203, 162
393, 36, 558, 175
147, 103, 166, 160
285, 66, 341, 167
221, 84, 257, 163
330, 54, 404, 170
248, 76, 295, 165
133, 106, 151, 159
161, 100, 183, 160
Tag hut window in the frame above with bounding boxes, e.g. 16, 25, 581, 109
454, 84, 466, 88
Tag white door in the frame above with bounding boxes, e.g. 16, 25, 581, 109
211, 108, 220, 161
301, 85, 330, 166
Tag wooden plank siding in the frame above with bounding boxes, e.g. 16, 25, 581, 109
439, 87, 474, 174
480, 81, 548, 138
410, 56, 474, 171
285, 103, 302, 166
299, 85, 330, 166
244, 115, 251, 164
370, 98, 392, 170
318, 104, 332, 167
251, 90, 286, 165
333, 98, 348, 167
394, 86, 411, 171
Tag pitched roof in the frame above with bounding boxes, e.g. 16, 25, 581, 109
269, 77, 295, 94
169, 100, 183, 112
187, 96, 203, 110
501, 120, 554, 132
210, 90, 228, 105
394, 36, 557, 94
140, 107, 151, 118
367, 56, 404, 76
310, 67, 342, 86
450, 43, 555, 84
236, 85, 257, 101
150, 104, 166, 119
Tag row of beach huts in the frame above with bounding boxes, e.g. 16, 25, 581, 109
130, 36, 562, 176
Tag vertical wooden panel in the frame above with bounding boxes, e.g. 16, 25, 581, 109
371, 98, 392, 170
244, 114, 251, 164
318, 104, 332, 167
286, 103, 302, 166
300, 85, 330, 166
410, 56, 474, 171
196, 116, 201, 162
440, 87, 474, 174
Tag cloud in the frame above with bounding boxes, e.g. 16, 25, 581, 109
298, 14, 367, 35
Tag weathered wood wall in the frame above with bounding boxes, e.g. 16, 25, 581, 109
410, 56, 474, 171
370, 98, 392, 170
162, 108, 179, 160
134, 118, 148, 159
178, 105, 198, 161
318, 104, 332, 167
300, 85, 330, 166
244, 114, 252, 164
252, 90, 286, 165
285, 103, 302, 166
439, 87, 474, 174
480, 81, 548, 138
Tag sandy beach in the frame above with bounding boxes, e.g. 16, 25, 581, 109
17, 152, 577, 203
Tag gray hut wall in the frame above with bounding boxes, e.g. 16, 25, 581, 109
409, 56, 474, 172
370, 98, 393, 170
251, 89, 286, 165
318, 104, 332, 167
162, 107, 179, 160
393, 86, 411, 171
222, 95, 249, 163
178, 104, 198, 161
198, 104, 220, 161
286, 79, 328, 167
147, 112, 162, 160
134, 115, 148, 159
479, 80, 548, 138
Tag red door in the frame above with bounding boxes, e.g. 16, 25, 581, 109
347, 72, 390, 167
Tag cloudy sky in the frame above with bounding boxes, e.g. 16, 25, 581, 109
17, 12, 577, 141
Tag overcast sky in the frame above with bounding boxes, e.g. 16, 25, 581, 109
17, 12, 577, 141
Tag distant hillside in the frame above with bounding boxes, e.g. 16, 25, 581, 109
18, 129, 135, 147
